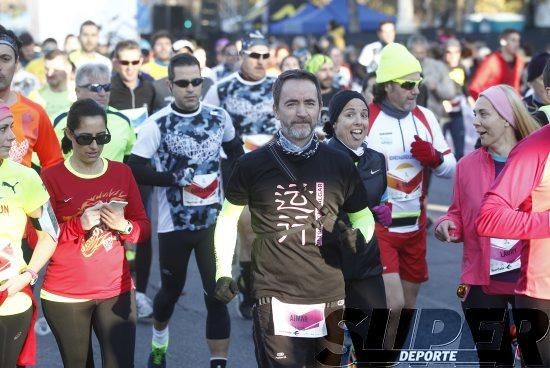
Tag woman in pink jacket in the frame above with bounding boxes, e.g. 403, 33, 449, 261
434, 84, 539, 366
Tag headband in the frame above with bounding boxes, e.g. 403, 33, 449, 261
479, 85, 516, 128
0, 34, 18, 58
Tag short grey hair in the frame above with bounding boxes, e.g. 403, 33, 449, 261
75, 63, 110, 86
406, 33, 429, 50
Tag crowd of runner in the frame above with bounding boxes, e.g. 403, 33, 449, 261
0, 15, 549, 368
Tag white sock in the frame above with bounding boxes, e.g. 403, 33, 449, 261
152, 326, 169, 348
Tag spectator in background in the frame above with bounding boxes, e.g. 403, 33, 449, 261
305, 54, 341, 107
329, 46, 352, 89
53, 63, 135, 163
18, 32, 39, 67
361, 72, 377, 104
291, 35, 310, 66
0, 25, 62, 169
110, 40, 155, 116
408, 34, 456, 125
358, 20, 396, 73
442, 38, 469, 160
194, 46, 216, 89
141, 30, 172, 80
346, 45, 367, 90
280, 54, 301, 72
26, 37, 59, 85
29, 50, 76, 120
533, 59, 550, 126
328, 19, 346, 50
212, 42, 240, 81
69, 20, 112, 71
523, 52, 550, 115
266, 44, 290, 76
469, 29, 524, 99
214, 37, 230, 65
64, 34, 80, 54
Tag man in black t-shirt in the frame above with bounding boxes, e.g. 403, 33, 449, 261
212, 69, 376, 367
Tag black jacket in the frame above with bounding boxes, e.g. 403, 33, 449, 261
109, 73, 155, 115
326, 137, 386, 280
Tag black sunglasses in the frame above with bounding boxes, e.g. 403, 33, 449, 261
172, 78, 204, 88
393, 78, 423, 91
78, 83, 112, 93
118, 59, 140, 66
70, 129, 112, 146
242, 51, 270, 60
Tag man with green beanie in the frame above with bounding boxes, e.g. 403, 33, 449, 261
365, 42, 456, 357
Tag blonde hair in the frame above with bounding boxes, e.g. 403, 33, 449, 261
498, 84, 540, 140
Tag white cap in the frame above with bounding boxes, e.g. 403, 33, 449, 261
172, 39, 194, 53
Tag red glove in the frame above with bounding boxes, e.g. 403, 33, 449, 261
0, 290, 7, 306
410, 135, 443, 169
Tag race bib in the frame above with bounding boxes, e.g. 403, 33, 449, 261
182, 173, 219, 206
490, 238, 521, 276
387, 163, 423, 202
271, 297, 327, 338
243, 134, 273, 153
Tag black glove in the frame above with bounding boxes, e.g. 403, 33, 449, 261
214, 277, 238, 304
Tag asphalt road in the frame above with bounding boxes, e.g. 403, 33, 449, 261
33, 174, 489, 367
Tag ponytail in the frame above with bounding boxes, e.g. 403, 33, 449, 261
61, 130, 72, 154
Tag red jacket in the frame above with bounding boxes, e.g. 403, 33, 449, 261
436, 148, 502, 286
468, 51, 524, 99
477, 125, 550, 299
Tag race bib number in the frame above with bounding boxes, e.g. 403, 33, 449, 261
182, 173, 219, 206
271, 297, 327, 338
490, 238, 521, 276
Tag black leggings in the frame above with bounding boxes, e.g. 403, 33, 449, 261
461, 286, 515, 367
0, 306, 33, 367
154, 228, 230, 340
135, 184, 153, 293
42, 290, 136, 368
514, 294, 550, 367
345, 276, 388, 367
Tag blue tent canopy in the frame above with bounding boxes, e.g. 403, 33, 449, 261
269, 0, 395, 35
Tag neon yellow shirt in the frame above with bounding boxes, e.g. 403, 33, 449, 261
28, 86, 76, 120
141, 60, 169, 80
53, 106, 136, 162
0, 159, 49, 315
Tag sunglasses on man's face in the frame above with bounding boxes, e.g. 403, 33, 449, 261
78, 83, 112, 93
242, 50, 270, 60
118, 59, 140, 66
393, 78, 423, 91
70, 129, 112, 146
171, 78, 204, 88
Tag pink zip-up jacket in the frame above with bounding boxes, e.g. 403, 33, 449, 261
436, 148, 500, 286
477, 125, 550, 299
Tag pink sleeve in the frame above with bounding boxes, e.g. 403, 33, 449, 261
476, 146, 550, 239
435, 162, 464, 241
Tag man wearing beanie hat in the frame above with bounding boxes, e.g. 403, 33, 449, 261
366, 42, 456, 357
204, 30, 278, 320
523, 52, 550, 115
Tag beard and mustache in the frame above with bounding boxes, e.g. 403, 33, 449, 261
280, 119, 315, 141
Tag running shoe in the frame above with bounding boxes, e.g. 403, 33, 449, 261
136, 291, 154, 319
148, 345, 167, 368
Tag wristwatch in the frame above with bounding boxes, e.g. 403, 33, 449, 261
119, 220, 133, 235
21, 268, 38, 286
